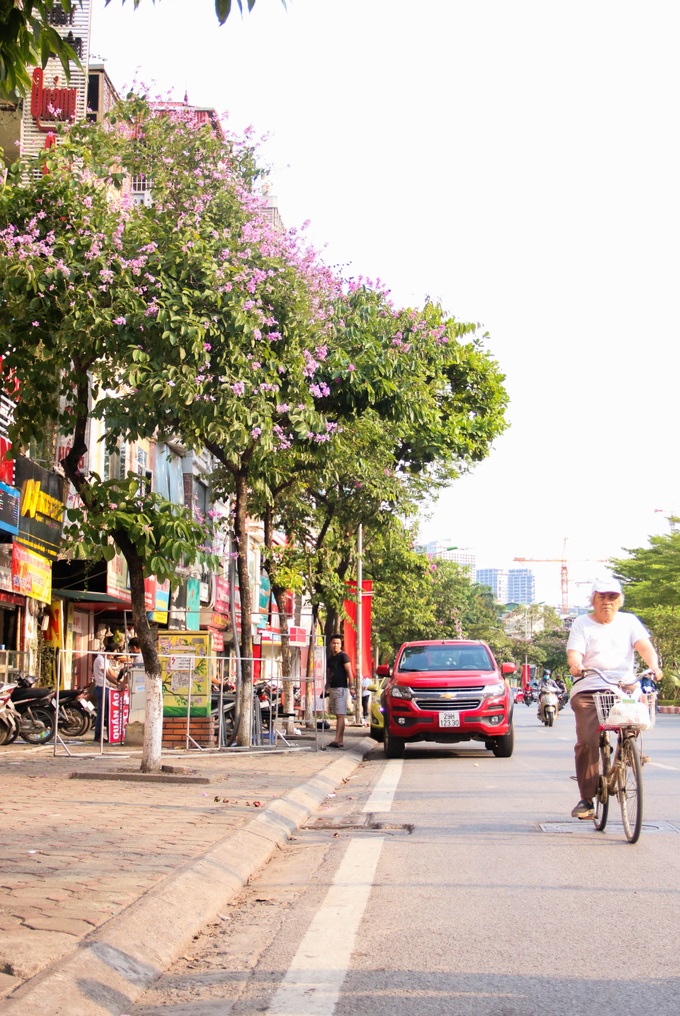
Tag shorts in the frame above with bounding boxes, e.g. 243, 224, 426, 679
329, 687, 349, 716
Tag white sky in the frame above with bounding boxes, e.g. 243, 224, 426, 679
90, 0, 680, 607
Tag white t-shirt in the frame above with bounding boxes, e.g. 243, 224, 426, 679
567, 611, 649, 694
92, 653, 116, 689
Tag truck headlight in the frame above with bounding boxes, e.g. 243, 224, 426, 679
389, 686, 413, 700
480, 682, 506, 699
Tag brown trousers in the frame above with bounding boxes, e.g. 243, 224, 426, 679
570, 693, 600, 801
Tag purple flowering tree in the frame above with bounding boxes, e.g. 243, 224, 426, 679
0, 94, 266, 766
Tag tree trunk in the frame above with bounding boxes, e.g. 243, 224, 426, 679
272, 582, 294, 733
234, 470, 253, 746
304, 604, 319, 728
263, 506, 294, 733
61, 400, 165, 772
126, 551, 163, 772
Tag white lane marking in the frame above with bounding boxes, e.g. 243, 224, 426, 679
646, 761, 680, 771
266, 836, 384, 1015
362, 758, 403, 813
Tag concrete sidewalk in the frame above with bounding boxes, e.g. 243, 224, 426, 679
0, 727, 376, 1015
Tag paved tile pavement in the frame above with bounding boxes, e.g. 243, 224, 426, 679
0, 726, 376, 1010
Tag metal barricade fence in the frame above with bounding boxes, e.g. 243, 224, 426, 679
0, 647, 330, 756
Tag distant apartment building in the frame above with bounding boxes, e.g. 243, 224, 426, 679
420, 541, 476, 576
507, 569, 536, 605
476, 568, 508, 602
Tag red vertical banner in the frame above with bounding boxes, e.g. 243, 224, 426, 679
521, 663, 531, 690
107, 687, 130, 744
343, 580, 373, 679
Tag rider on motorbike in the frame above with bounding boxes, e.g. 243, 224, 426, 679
537, 670, 560, 723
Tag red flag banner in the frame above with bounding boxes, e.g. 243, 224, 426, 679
343, 580, 373, 679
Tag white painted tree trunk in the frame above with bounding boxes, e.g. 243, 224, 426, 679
141, 670, 163, 772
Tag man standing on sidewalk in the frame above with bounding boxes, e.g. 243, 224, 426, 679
92, 637, 121, 741
325, 634, 353, 748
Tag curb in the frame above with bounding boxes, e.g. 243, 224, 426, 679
2, 737, 376, 1016
658, 705, 680, 715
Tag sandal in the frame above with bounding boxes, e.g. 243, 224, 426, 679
328, 741, 344, 748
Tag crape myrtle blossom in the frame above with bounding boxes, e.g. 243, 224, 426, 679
0, 90, 488, 548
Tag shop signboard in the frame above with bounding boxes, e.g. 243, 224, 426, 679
108, 686, 130, 744
289, 626, 307, 647
214, 575, 229, 614
186, 578, 201, 629
0, 543, 12, 593
43, 600, 64, 648
257, 572, 270, 629
143, 575, 156, 611
11, 542, 52, 602
0, 482, 20, 536
106, 550, 130, 602
159, 630, 212, 717
0, 434, 13, 485
14, 457, 65, 559
20, 0, 91, 164
152, 579, 170, 624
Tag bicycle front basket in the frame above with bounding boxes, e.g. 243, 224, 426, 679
593, 689, 618, 728
594, 690, 655, 730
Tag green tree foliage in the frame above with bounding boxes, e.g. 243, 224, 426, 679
0, 0, 80, 101
503, 604, 567, 674
1, 92, 510, 749
366, 526, 511, 662
611, 533, 680, 699
0, 95, 240, 768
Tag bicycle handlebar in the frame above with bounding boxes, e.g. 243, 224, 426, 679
576, 667, 656, 684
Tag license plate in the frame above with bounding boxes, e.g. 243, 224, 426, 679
81, 700, 95, 714
439, 711, 460, 727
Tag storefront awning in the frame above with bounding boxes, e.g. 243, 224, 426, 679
52, 587, 132, 607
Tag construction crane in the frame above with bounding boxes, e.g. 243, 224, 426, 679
513, 538, 606, 615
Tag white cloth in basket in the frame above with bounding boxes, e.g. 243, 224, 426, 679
605, 698, 652, 729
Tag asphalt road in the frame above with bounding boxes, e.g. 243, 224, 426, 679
131, 706, 680, 1015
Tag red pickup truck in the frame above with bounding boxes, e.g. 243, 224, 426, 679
377, 639, 516, 759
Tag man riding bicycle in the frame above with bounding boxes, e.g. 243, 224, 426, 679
566, 578, 662, 819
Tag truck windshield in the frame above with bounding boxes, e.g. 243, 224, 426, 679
398, 646, 494, 672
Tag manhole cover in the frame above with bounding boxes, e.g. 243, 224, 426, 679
540, 820, 678, 834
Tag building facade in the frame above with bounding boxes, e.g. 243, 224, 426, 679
421, 541, 476, 576
506, 569, 536, 606
475, 568, 508, 603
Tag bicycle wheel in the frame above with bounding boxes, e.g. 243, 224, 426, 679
619, 736, 643, 843
593, 735, 610, 832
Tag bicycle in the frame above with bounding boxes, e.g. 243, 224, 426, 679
587, 668, 657, 844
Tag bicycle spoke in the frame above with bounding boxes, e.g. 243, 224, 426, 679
619, 736, 643, 843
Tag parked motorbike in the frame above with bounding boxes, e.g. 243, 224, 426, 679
211, 682, 237, 745
52, 687, 96, 738
255, 680, 282, 732
0, 683, 19, 745
538, 682, 560, 727
8, 674, 56, 744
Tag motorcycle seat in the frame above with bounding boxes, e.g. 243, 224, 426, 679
11, 687, 53, 702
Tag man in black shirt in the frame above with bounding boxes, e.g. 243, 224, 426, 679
325, 634, 353, 748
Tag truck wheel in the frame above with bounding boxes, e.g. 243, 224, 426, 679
492, 724, 514, 758
384, 721, 405, 759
